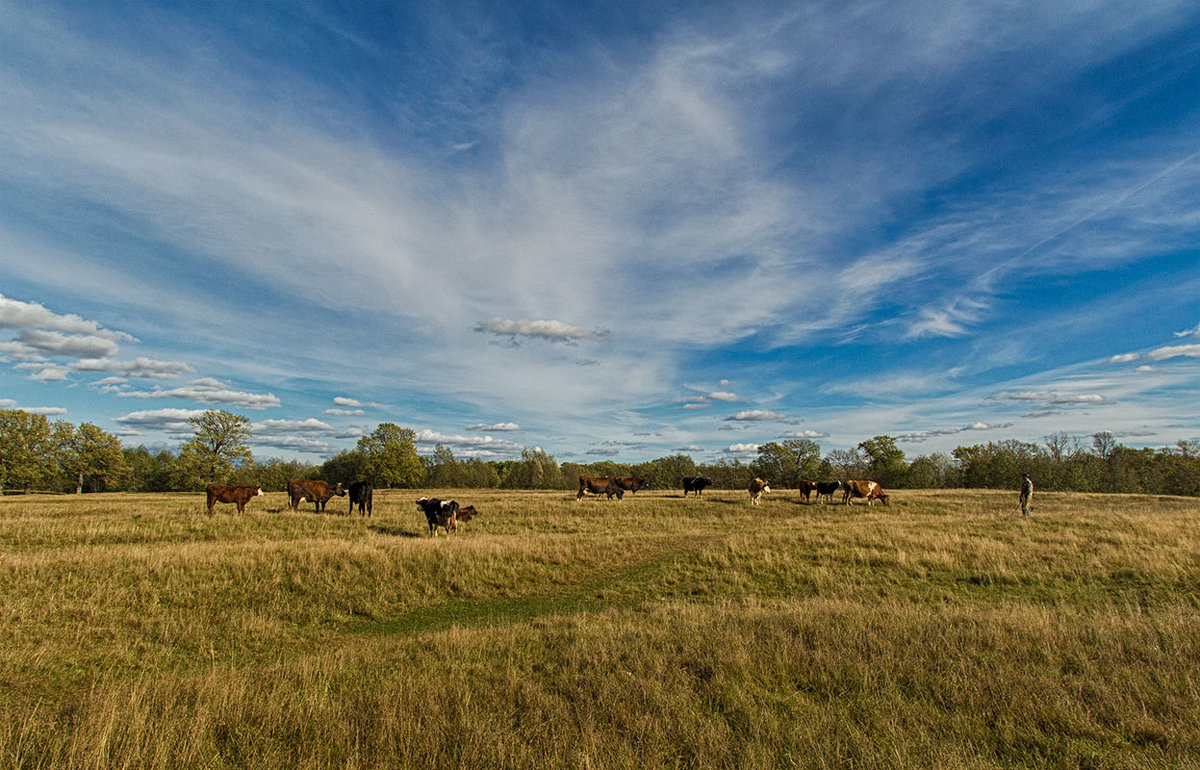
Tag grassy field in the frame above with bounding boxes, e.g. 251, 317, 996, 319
2, 487, 1199, 768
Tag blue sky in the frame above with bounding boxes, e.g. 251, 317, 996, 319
2, 0, 1198, 464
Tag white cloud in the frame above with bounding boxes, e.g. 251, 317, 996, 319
466, 422, 521, 432
780, 429, 829, 439
71, 356, 194, 379
112, 378, 280, 409
113, 408, 208, 433
1109, 353, 1139, 363
725, 409, 786, 422
1146, 344, 1200, 360
474, 318, 610, 344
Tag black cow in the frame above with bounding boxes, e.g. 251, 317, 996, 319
577, 476, 624, 500
348, 481, 373, 517
682, 476, 713, 497
416, 497, 459, 537
815, 481, 842, 504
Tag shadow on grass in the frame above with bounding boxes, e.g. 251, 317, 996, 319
369, 524, 422, 538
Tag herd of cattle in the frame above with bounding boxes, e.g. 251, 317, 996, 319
204, 475, 890, 531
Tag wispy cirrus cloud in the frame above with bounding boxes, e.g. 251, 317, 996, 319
474, 318, 610, 344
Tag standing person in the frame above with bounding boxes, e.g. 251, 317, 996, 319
1019, 472, 1034, 517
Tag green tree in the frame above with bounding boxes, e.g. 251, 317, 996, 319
179, 410, 253, 485
123, 446, 176, 492
0, 409, 55, 493
320, 449, 369, 486
752, 440, 821, 488
858, 435, 907, 486
54, 422, 129, 493
356, 423, 424, 487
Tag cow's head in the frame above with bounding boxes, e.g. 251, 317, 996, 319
333, 482, 346, 496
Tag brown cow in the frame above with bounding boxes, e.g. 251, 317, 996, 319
612, 476, 648, 494
205, 484, 263, 515
577, 476, 624, 500
287, 478, 346, 512
842, 480, 889, 506
748, 477, 771, 505
798, 479, 817, 503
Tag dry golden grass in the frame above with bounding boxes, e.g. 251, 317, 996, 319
2, 488, 1199, 768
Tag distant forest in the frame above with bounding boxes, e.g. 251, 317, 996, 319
1, 408, 1198, 497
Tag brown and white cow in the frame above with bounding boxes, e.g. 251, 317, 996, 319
842, 480, 889, 506
287, 478, 346, 512
205, 484, 263, 515
748, 477, 771, 505
798, 479, 817, 502
577, 476, 624, 500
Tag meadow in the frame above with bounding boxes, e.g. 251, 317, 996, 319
2, 487, 1198, 769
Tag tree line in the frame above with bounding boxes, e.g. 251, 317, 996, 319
1, 408, 1197, 497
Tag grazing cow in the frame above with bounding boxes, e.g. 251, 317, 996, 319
748, 477, 771, 505
613, 476, 648, 494
205, 484, 263, 515
798, 479, 817, 503
348, 481, 373, 517
682, 476, 713, 497
577, 476, 625, 500
815, 481, 842, 504
287, 478, 346, 512
457, 504, 478, 522
416, 497, 459, 537
842, 480, 889, 506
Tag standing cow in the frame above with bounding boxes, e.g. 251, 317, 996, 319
577, 476, 624, 500
842, 480, 889, 506
682, 476, 713, 497
348, 481, 373, 517
798, 479, 817, 503
416, 497, 459, 537
612, 476, 648, 494
205, 484, 263, 515
287, 479, 346, 512
815, 481, 842, 504
748, 477, 771, 505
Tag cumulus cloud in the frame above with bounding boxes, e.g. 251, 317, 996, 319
113, 408, 208, 434
474, 318, 610, 344
71, 356, 194, 379
706, 391, 741, 402
466, 422, 521, 432
724, 443, 759, 457
110, 378, 281, 409
780, 429, 829, 439
0, 294, 134, 341
725, 409, 786, 422
413, 428, 526, 459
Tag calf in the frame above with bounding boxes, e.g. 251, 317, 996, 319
748, 477, 771, 505
416, 497, 459, 537
798, 479, 817, 503
348, 481, 373, 517
287, 478, 346, 512
815, 480, 842, 504
577, 476, 624, 500
205, 484, 263, 515
842, 480, 889, 506
682, 476, 713, 497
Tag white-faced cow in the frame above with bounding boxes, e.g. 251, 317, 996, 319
842, 480, 889, 506
815, 481, 842, 504
748, 477, 771, 505
416, 497, 459, 537
683, 476, 713, 497
287, 479, 346, 512
348, 481, 373, 517
577, 476, 624, 500
205, 484, 263, 515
